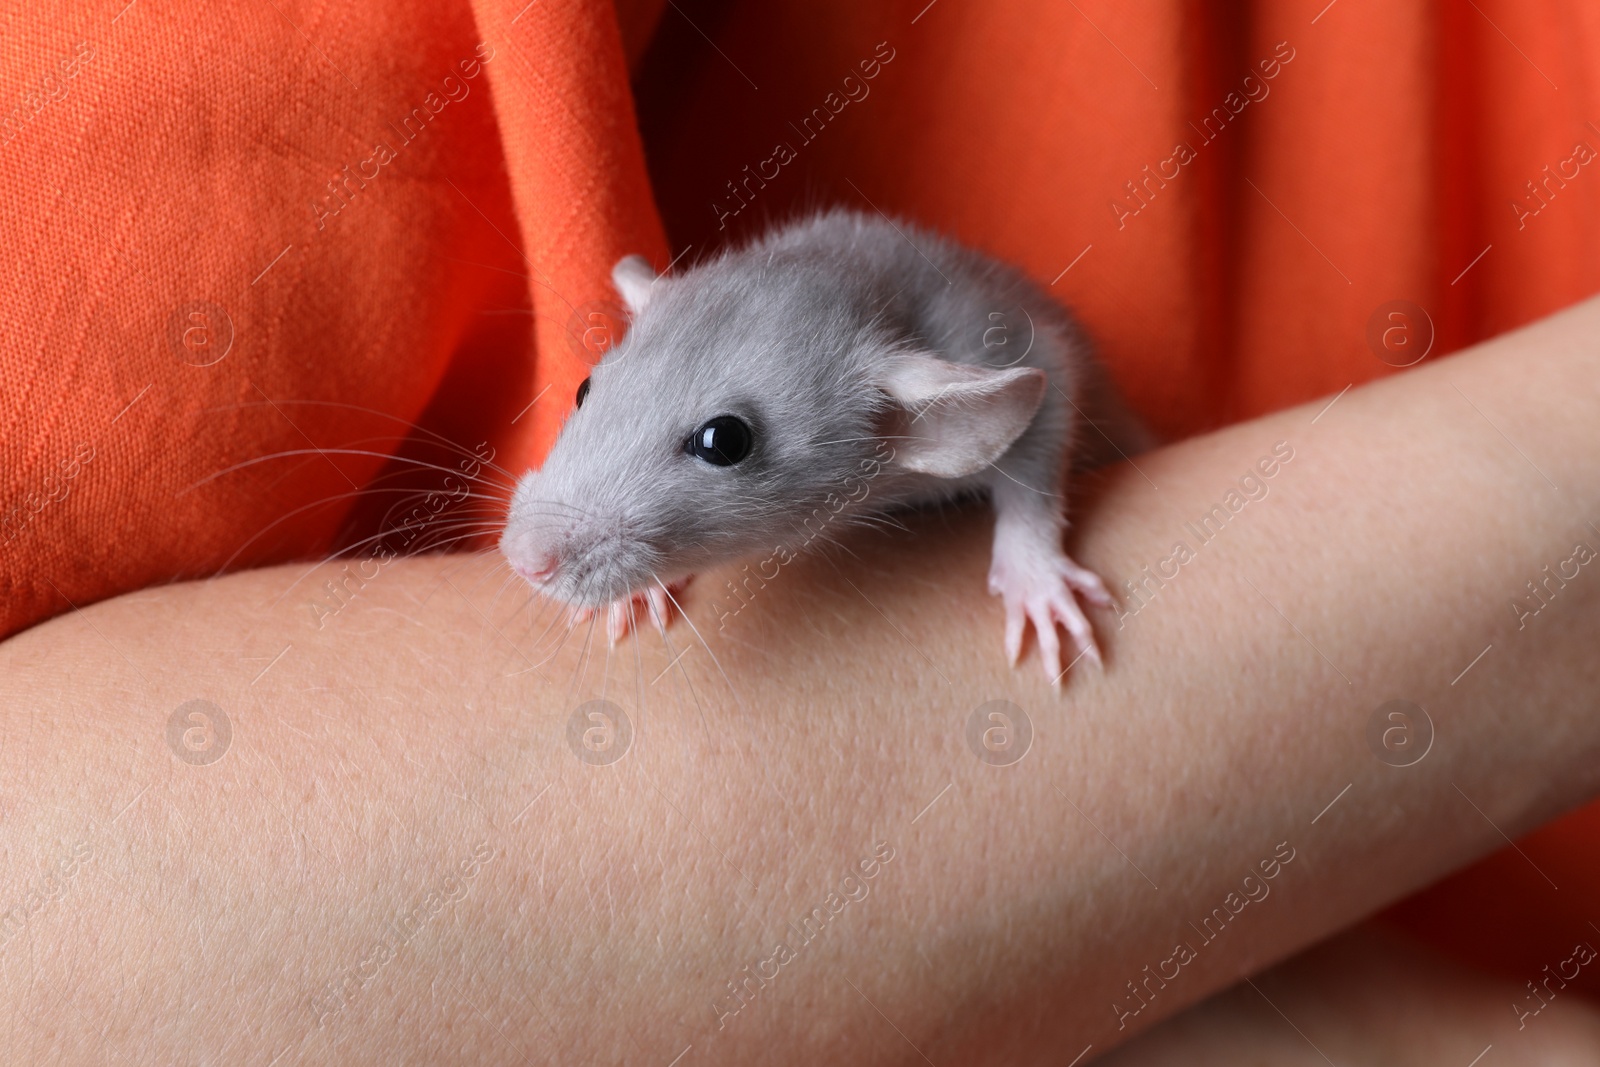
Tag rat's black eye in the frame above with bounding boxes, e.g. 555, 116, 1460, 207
575, 377, 591, 408
686, 415, 753, 466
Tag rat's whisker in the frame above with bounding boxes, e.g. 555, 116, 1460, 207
391, 521, 508, 553
650, 600, 714, 746
484, 563, 527, 626
985, 462, 1057, 497
517, 596, 579, 671
366, 495, 506, 540
200, 479, 502, 590
507, 497, 597, 518
202, 485, 390, 583
504, 593, 570, 673
628, 592, 646, 742
570, 608, 599, 703
182, 448, 509, 496
652, 570, 746, 717
804, 435, 907, 447
388, 529, 496, 556
318, 432, 520, 492
251, 515, 506, 615
199, 398, 523, 486
288, 438, 513, 493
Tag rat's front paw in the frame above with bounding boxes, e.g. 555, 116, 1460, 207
572, 578, 694, 645
988, 549, 1111, 684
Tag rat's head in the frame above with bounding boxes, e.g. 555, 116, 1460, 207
501, 240, 1045, 608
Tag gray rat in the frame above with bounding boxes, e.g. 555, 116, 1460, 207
500, 208, 1151, 681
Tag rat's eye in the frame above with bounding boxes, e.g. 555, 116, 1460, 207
575, 377, 591, 408
686, 415, 753, 466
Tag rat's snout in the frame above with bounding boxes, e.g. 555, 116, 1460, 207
500, 516, 567, 587
509, 553, 557, 584
502, 480, 644, 607
499, 486, 566, 581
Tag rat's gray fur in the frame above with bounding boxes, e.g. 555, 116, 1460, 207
502, 207, 1148, 609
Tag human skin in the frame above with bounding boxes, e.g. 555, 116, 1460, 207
1, 295, 1598, 1064
1103, 922, 1600, 1064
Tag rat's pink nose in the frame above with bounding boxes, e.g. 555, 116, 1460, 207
512, 555, 558, 583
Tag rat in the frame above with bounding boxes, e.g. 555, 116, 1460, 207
500, 208, 1153, 682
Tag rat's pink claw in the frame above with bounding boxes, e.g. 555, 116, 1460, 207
989, 550, 1105, 683
1002, 599, 1027, 666
601, 578, 694, 645
605, 600, 633, 645
1059, 556, 1114, 608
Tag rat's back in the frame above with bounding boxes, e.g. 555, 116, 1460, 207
735, 209, 1094, 411
754, 208, 1148, 468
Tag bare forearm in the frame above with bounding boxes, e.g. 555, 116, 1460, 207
2, 296, 1598, 1064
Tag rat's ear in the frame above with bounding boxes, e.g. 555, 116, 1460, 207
874, 352, 1047, 478
612, 254, 657, 315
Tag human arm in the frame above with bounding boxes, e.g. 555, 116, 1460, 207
2, 294, 1598, 1063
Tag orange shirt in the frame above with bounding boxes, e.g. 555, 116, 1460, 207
3, 0, 1597, 1000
